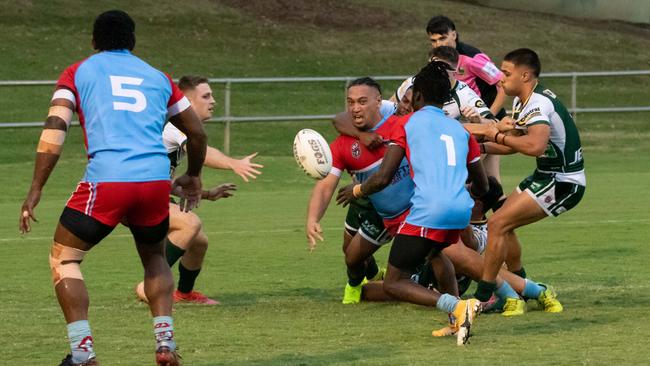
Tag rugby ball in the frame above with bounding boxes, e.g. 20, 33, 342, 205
293, 129, 332, 179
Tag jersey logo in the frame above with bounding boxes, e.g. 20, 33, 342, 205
351, 141, 361, 159
543, 89, 557, 99
516, 107, 541, 126
475, 100, 485, 108
457, 67, 466, 76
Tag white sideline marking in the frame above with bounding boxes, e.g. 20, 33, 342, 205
6, 218, 650, 242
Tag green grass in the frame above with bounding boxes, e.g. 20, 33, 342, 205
2, 0, 650, 364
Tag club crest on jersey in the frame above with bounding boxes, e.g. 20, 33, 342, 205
351, 141, 361, 159
475, 100, 485, 108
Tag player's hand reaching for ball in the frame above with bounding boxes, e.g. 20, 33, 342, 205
203, 183, 237, 201
231, 152, 264, 182
19, 188, 41, 233
306, 220, 324, 251
174, 174, 202, 212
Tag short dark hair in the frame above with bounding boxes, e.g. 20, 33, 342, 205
93, 10, 136, 51
426, 15, 455, 35
504, 48, 541, 77
413, 61, 451, 106
429, 46, 459, 65
178, 75, 209, 92
347, 77, 382, 96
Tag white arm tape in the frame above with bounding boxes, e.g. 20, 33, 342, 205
52, 89, 76, 107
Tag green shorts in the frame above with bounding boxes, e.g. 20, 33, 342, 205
518, 171, 585, 217
344, 199, 391, 246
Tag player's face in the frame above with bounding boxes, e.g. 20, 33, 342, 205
397, 88, 413, 116
346, 85, 381, 129
185, 83, 216, 122
499, 61, 523, 96
428, 30, 457, 49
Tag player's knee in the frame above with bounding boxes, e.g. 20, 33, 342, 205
49, 242, 86, 286
488, 214, 513, 235
180, 212, 202, 236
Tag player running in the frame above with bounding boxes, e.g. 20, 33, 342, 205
337, 61, 490, 345
19, 11, 206, 366
471, 48, 585, 314
135, 75, 262, 305
306, 77, 412, 304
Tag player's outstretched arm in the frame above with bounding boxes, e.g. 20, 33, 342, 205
202, 183, 237, 201
306, 173, 340, 250
203, 147, 263, 182
170, 106, 208, 212
336, 144, 405, 206
332, 112, 383, 149
20, 98, 73, 233
486, 123, 550, 157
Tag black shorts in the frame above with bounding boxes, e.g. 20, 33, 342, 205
388, 234, 450, 274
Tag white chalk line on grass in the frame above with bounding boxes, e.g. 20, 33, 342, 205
4, 218, 649, 243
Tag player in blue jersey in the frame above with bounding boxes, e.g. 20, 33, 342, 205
338, 61, 490, 346
18, 10, 205, 366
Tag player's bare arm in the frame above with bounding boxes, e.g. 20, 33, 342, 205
169, 106, 208, 212
332, 111, 383, 149
306, 173, 340, 249
19, 96, 74, 233
485, 123, 550, 157
335, 144, 405, 206
202, 146, 263, 182
467, 159, 489, 198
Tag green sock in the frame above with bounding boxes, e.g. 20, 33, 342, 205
165, 238, 185, 267
178, 262, 201, 293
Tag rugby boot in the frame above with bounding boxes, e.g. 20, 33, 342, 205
342, 278, 367, 304
452, 299, 481, 346
432, 314, 456, 337
156, 346, 181, 366
173, 290, 220, 305
537, 284, 563, 313
59, 354, 98, 366
501, 298, 526, 317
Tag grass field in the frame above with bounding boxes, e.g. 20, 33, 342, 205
2, 0, 650, 365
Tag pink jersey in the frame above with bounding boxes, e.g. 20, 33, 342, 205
455, 53, 503, 97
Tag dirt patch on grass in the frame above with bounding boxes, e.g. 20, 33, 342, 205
219, 0, 408, 30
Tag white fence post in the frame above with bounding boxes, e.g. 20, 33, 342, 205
571, 73, 578, 120
223, 81, 231, 155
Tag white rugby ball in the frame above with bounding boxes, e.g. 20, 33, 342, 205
293, 129, 332, 179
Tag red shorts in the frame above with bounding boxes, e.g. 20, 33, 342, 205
66, 180, 171, 227
396, 221, 461, 245
382, 209, 410, 237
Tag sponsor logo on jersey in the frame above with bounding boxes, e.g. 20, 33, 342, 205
351, 141, 361, 159
543, 89, 557, 99
516, 107, 541, 126
481, 62, 500, 78
475, 100, 485, 108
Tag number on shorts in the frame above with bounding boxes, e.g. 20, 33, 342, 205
440, 134, 456, 166
110, 76, 147, 112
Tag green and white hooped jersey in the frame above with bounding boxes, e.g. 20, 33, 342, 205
513, 83, 585, 186
443, 80, 492, 121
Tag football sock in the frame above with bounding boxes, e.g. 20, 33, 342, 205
495, 281, 519, 300
67, 320, 95, 363
522, 279, 545, 299
347, 268, 365, 287
177, 262, 201, 293
153, 316, 176, 351
512, 267, 527, 279
165, 238, 186, 268
474, 280, 497, 302
364, 255, 379, 280
436, 293, 460, 313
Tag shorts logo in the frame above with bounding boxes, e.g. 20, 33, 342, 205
544, 195, 553, 204
351, 141, 361, 159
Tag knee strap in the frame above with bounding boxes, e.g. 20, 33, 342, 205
49, 242, 86, 286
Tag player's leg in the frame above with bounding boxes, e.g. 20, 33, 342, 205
54, 207, 114, 365
475, 189, 546, 303
166, 202, 202, 267
127, 181, 180, 365
342, 233, 382, 304
174, 228, 219, 304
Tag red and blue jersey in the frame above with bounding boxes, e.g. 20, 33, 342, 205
389, 106, 480, 229
330, 115, 414, 219
54, 49, 189, 183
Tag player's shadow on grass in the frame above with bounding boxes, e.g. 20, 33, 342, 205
210, 287, 340, 307
204, 345, 391, 366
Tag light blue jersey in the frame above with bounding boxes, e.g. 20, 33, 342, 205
56, 50, 189, 183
